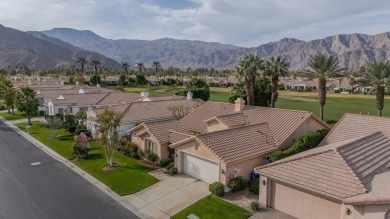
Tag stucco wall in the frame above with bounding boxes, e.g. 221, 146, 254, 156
224, 155, 269, 185
279, 117, 328, 149
205, 120, 228, 132
343, 203, 390, 219
119, 123, 135, 137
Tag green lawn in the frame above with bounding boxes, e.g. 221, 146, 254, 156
124, 85, 185, 97
276, 97, 390, 123
15, 122, 158, 195
0, 111, 28, 120
171, 196, 251, 219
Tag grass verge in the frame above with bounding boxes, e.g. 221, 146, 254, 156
171, 195, 251, 219
0, 111, 28, 120
15, 121, 158, 195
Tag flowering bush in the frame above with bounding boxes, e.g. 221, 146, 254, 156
72, 132, 90, 159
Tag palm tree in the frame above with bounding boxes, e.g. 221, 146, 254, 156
122, 62, 129, 80
236, 54, 264, 105
0, 79, 16, 114
91, 60, 101, 85
77, 57, 87, 77
97, 109, 121, 168
136, 63, 145, 74
264, 56, 289, 108
364, 61, 390, 117
152, 61, 161, 82
16, 86, 38, 125
307, 55, 344, 120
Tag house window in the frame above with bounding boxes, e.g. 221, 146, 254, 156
145, 139, 155, 153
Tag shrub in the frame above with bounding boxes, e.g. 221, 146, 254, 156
168, 167, 178, 175
227, 176, 248, 192
209, 182, 225, 197
145, 151, 158, 163
119, 137, 128, 147
250, 201, 261, 212
249, 179, 259, 195
121, 142, 140, 158
270, 129, 329, 162
138, 149, 145, 158
166, 163, 174, 171
67, 126, 77, 134
159, 158, 173, 168
72, 132, 90, 159
75, 124, 87, 134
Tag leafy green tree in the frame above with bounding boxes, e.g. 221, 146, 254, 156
16, 86, 39, 125
229, 77, 273, 107
136, 74, 148, 85
307, 55, 344, 120
236, 54, 264, 105
76, 76, 86, 84
89, 75, 101, 85
118, 74, 126, 86
364, 61, 390, 117
264, 56, 289, 108
0, 79, 17, 114
75, 111, 87, 123
77, 57, 87, 77
97, 109, 121, 168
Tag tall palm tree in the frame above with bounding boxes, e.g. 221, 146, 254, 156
77, 57, 87, 77
122, 62, 129, 80
152, 61, 161, 82
264, 56, 289, 108
0, 79, 16, 114
307, 55, 344, 120
136, 63, 145, 74
91, 60, 101, 85
364, 61, 390, 117
236, 54, 264, 105
16, 86, 38, 125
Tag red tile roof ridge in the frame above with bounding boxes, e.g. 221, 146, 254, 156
196, 122, 269, 138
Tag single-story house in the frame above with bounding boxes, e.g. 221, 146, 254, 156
128, 119, 192, 161
179, 98, 331, 150
170, 123, 277, 184
255, 131, 390, 219
87, 97, 204, 138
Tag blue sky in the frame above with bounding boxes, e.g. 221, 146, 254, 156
1, 0, 390, 47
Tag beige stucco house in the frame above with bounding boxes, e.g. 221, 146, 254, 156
255, 114, 390, 219
128, 119, 192, 162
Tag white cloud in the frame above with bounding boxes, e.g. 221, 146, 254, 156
0, 0, 389, 46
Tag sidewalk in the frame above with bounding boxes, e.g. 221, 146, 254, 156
0, 116, 152, 219
8, 116, 47, 124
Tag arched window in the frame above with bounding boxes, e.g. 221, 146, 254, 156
385, 210, 390, 219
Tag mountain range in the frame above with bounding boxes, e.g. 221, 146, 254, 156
1, 24, 389, 71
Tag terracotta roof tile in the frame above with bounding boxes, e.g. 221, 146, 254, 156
169, 131, 193, 144
256, 132, 390, 200
194, 123, 277, 164
319, 113, 390, 146
205, 113, 247, 128
180, 102, 328, 146
139, 119, 191, 144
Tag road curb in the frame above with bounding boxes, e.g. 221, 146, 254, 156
0, 117, 152, 219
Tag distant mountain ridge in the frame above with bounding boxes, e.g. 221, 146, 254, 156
0, 24, 121, 70
41, 28, 390, 71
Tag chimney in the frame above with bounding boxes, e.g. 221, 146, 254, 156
60, 80, 64, 85
144, 92, 149, 98
234, 97, 245, 112
141, 91, 145, 97
76, 81, 79, 85
187, 91, 193, 100
96, 84, 100, 87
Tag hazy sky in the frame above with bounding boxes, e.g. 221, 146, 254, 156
1, 0, 390, 47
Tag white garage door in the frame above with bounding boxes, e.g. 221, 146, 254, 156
183, 153, 219, 184
271, 182, 341, 219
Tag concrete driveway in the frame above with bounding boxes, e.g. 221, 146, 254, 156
123, 169, 211, 219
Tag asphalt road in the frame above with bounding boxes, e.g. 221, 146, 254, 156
0, 121, 138, 219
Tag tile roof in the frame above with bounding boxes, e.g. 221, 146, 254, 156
50, 93, 110, 106
256, 132, 390, 200
169, 131, 193, 144
191, 123, 277, 164
119, 99, 203, 123
204, 113, 247, 128
133, 119, 191, 144
96, 92, 142, 105
180, 101, 329, 146
319, 113, 390, 146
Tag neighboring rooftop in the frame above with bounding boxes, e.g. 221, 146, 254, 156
319, 113, 390, 146
256, 132, 390, 200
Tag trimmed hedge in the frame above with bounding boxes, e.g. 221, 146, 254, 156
159, 158, 173, 168
209, 182, 225, 197
270, 129, 329, 162
227, 176, 248, 192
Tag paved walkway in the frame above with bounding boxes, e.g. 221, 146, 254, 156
8, 116, 47, 124
123, 169, 211, 219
